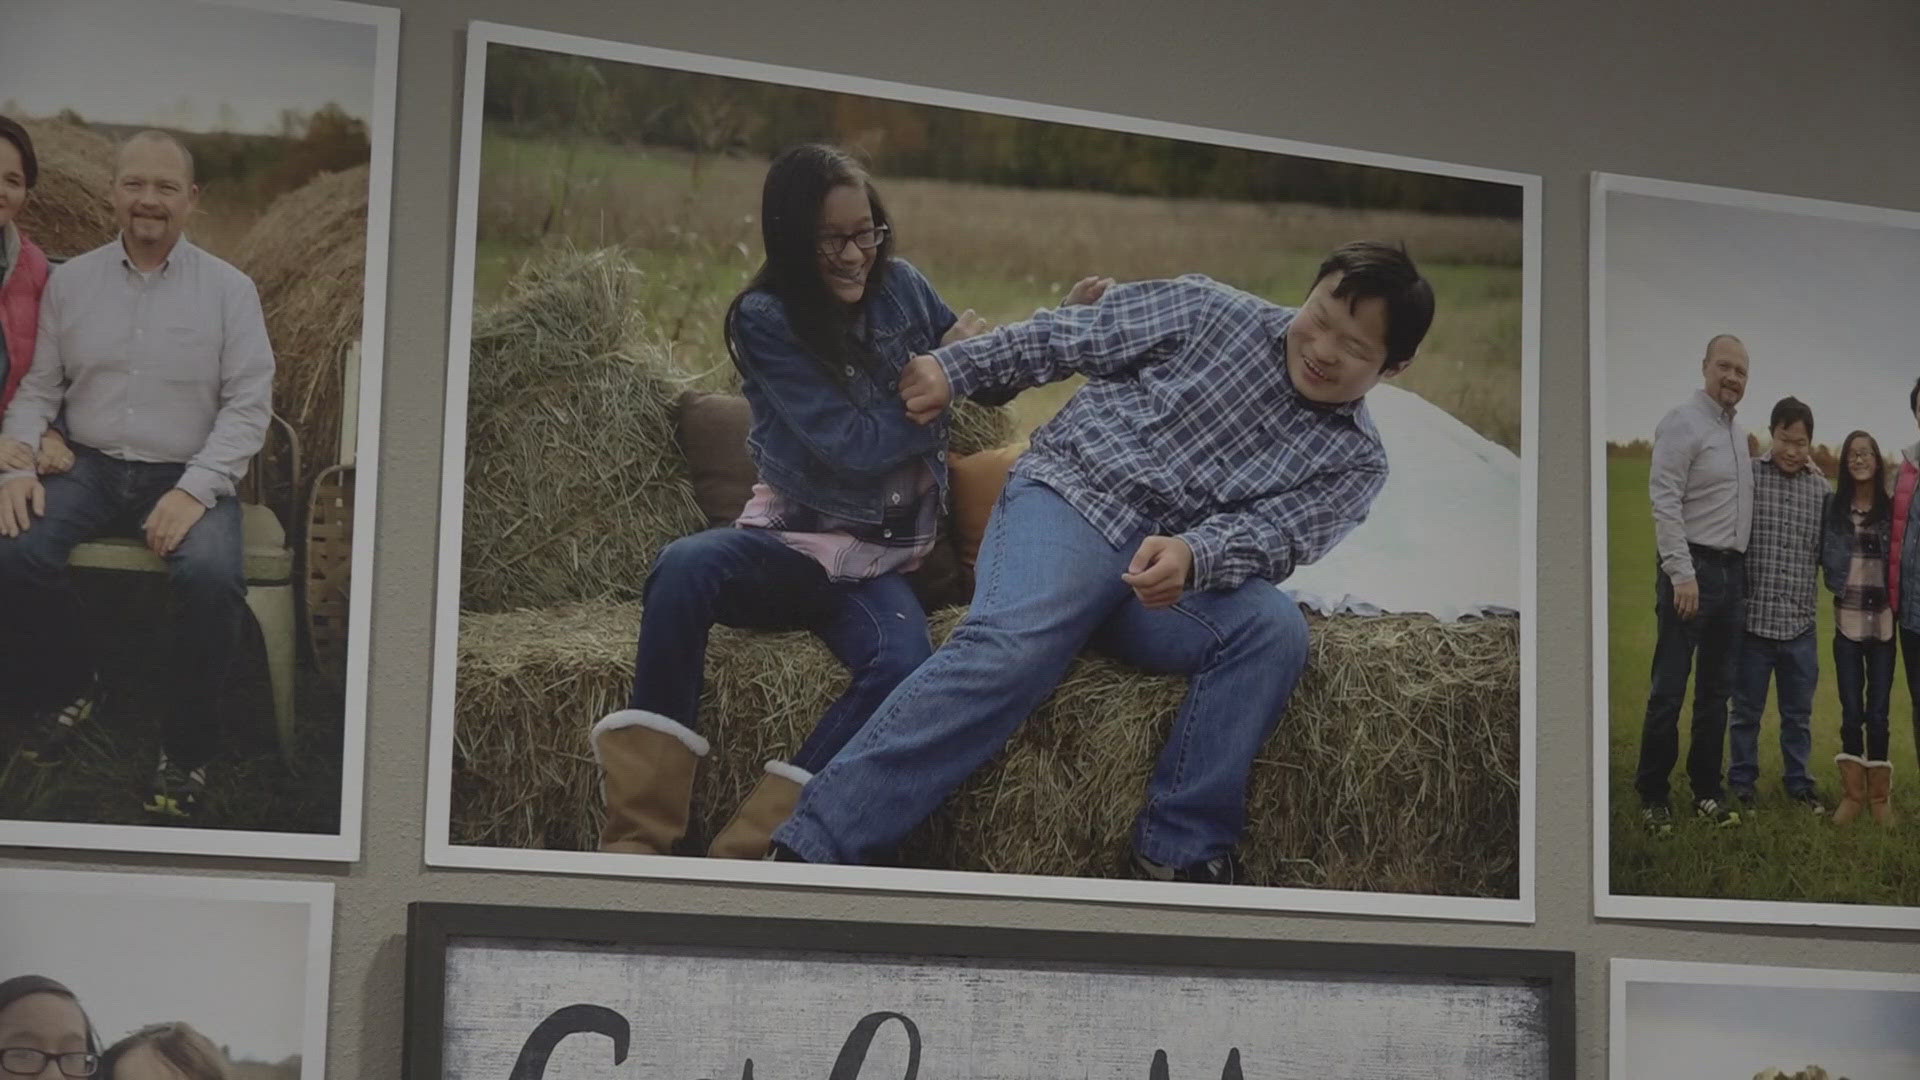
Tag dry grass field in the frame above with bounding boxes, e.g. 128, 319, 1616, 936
474, 132, 1524, 449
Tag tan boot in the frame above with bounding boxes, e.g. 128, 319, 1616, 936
1831, 754, 1868, 825
1866, 760, 1896, 826
591, 710, 709, 855
708, 761, 810, 859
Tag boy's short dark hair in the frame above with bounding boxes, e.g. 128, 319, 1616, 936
0, 115, 37, 188
1313, 241, 1434, 370
1769, 396, 1814, 438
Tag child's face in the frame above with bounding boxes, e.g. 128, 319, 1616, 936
1284, 273, 1399, 405
1769, 420, 1811, 474
111, 1045, 189, 1080
0, 993, 90, 1079
815, 183, 877, 305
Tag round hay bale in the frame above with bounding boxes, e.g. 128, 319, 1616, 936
231, 165, 369, 494
451, 598, 1521, 898
12, 116, 116, 260
460, 246, 706, 613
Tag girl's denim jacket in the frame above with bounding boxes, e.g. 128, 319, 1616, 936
733, 259, 980, 525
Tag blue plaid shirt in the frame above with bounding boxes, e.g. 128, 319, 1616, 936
933, 275, 1387, 591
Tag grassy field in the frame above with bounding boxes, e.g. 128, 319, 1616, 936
474, 132, 1524, 449
1606, 452, 1920, 906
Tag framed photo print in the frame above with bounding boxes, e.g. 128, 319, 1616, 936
428, 21, 1539, 919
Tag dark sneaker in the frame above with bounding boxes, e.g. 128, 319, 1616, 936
17, 684, 100, 767
1730, 788, 1758, 815
1131, 850, 1246, 885
1693, 797, 1741, 827
1641, 804, 1674, 836
143, 755, 208, 819
1789, 789, 1827, 816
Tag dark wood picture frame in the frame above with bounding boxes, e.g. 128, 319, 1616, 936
405, 901, 1575, 1079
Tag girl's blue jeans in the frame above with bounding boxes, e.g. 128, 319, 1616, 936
627, 527, 932, 774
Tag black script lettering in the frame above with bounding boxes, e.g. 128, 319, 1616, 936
828, 1011, 921, 1080
509, 1003, 632, 1080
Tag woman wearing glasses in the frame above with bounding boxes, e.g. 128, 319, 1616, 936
0, 975, 99, 1079
591, 143, 1107, 861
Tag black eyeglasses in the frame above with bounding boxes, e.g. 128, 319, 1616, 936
815, 223, 890, 256
1, 1047, 99, 1078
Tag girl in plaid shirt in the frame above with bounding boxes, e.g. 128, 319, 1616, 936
1822, 429, 1897, 824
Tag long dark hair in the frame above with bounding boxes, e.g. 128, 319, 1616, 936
0, 975, 99, 1057
724, 144, 895, 389
1831, 429, 1890, 531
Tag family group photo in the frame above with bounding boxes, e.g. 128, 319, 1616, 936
0, 0, 392, 856
2, 870, 329, 1080
1597, 174, 1920, 918
431, 26, 1536, 911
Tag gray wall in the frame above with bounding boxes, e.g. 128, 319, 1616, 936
17, 1, 1920, 1076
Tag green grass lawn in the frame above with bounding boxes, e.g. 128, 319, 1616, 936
1606, 452, 1920, 906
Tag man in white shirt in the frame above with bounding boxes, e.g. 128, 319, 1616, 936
0, 130, 274, 819
1634, 334, 1754, 833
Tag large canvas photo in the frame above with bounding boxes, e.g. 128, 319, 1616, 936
1591, 172, 1920, 928
1, 868, 334, 1080
0, 0, 396, 860
429, 22, 1538, 918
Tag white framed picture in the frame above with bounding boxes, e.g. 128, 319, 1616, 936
1610, 958, 1920, 1080
0, 867, 334, 1080
0, 0, 398, 862
1590, 171, 1920, 929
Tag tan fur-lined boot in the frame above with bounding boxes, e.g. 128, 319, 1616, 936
591, 710, 710, 855
1866, 760, 1896, 826
708, 761, 810, 859
1831, 754, 1868, 825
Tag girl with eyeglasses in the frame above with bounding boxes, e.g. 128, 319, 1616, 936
1827, 429, 1898, 825
590, 142, 1108, 861
0, 975, 99, 1079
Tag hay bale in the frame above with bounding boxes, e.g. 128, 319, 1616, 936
12, 117, 116, 260
460, 247, 706, 612
453, 599, 1520, 897
231, 166, 369, 491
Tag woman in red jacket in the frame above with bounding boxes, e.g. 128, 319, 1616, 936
0, 115, 71, 474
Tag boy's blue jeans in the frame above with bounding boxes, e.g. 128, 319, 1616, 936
774, 475, 1310, 869
627, 527, 932, 774
1727, 628, 1818, 797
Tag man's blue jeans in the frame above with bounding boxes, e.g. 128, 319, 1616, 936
0, 445, 245, 770
627, 527, 932, 774
774, 475, 1311, 869
1727, 628, 1819, 797
1634, 554, 1744, 807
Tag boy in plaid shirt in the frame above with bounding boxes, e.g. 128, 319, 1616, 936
769, 242, 1434, 883
1727, 396, 1831, 813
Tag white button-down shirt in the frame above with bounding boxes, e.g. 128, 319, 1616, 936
1, 236, 275, 506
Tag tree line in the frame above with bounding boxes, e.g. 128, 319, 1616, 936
482, 45, 1523, 219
